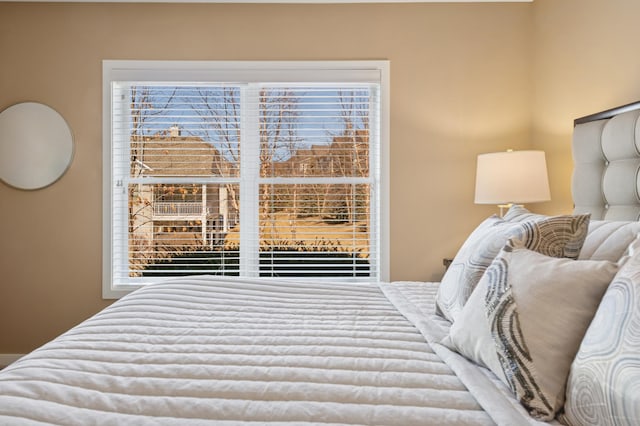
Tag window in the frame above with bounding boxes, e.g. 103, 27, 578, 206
103, 61, 389, 298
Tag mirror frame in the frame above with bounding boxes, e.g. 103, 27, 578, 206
0, 102, 74, 190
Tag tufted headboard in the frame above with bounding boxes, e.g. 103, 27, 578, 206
572, 101, 640, 220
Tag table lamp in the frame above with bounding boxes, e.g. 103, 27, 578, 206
474, 150, 551, 216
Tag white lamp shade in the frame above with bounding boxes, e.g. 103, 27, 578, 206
475, 150, 551, 204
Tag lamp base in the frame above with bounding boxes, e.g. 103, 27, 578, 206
497, 203, 521, 218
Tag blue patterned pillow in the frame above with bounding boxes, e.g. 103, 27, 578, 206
502, 204, 545, 222
562, 238, 640, 426
435, 216, 516, 322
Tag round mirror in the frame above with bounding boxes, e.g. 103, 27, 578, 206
0, 102, 74, 190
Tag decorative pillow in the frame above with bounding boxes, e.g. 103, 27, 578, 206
502, 204, 546, 222
435, 215, 518, 321
505, 205, 640, 262
562, 238, 640, 426
435, 213, 590, 322
442, 239, 619, 420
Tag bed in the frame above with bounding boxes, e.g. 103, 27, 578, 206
1, 102, 639, 425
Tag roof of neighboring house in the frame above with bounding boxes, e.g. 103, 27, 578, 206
131, 132, 237, 177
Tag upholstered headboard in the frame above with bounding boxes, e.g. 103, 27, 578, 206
572, 101, 640, 220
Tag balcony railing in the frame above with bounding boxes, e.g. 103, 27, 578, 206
153, 202, 203, 217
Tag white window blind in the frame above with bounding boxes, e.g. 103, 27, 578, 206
103, 61, 389, 298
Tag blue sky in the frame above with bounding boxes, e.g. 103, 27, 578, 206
129, 85, 370, 163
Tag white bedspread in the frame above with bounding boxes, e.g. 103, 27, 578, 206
0, 277, 545, 425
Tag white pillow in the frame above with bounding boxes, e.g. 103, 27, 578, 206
562, 237, 640, 426
577, 219, 640, 261
442, 239, 619, 420
435, 213, 590, 322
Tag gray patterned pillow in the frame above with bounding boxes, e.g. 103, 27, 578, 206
435, 213, 591, 322
562, 238, 640, 426
443, 240, 619, 420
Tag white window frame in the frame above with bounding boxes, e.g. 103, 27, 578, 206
102, 60, 390, 299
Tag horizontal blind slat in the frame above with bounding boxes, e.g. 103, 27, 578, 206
111, 79, 379, 283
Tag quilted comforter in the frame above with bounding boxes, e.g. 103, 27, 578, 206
0, 278, 551, 425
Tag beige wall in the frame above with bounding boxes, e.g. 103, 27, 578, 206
5, 0, 640, 355
1, 2, 532, 353
531, 0, 640, 215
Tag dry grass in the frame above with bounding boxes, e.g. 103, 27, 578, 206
225, 213, 369, 255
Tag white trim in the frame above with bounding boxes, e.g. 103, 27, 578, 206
0, 354, 25, 368
239, 85, 260, 278
104, 60, 384, 84
103, 60, 390, 297
379, 61, 390, 282
102, 62, 116, 299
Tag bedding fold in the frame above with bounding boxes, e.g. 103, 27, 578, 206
380, 281, 560, 426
